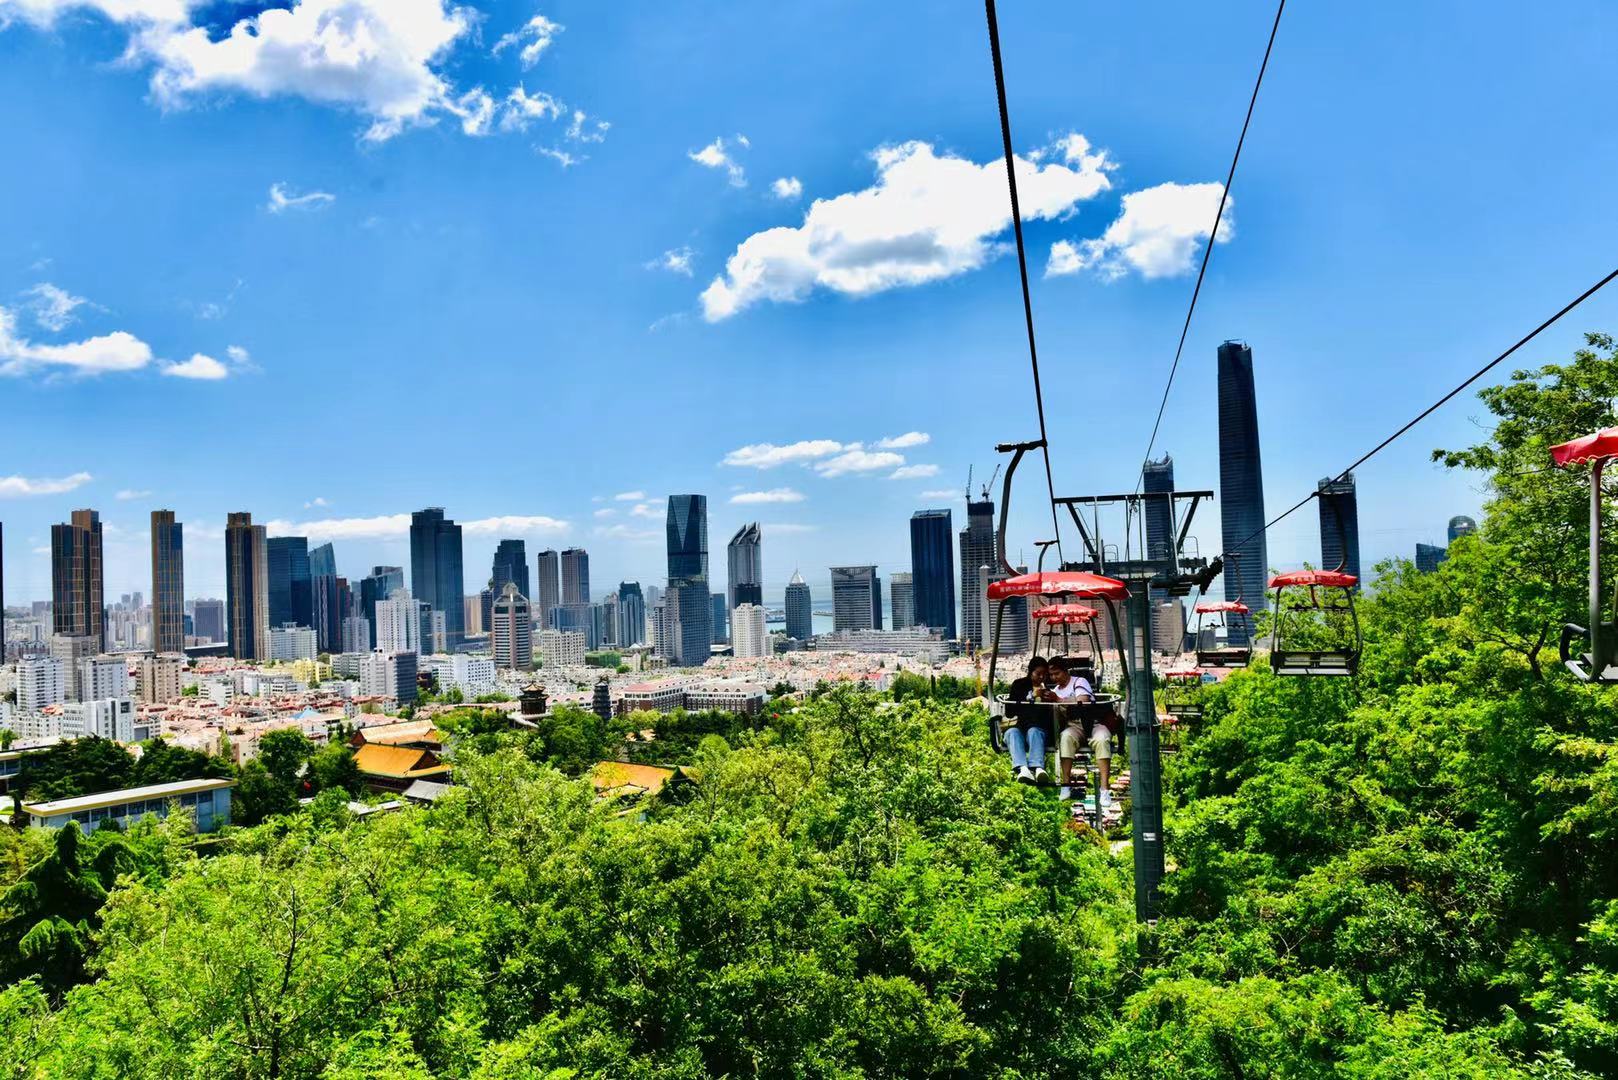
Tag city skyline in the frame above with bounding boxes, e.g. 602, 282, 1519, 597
4, 3, 1601, 611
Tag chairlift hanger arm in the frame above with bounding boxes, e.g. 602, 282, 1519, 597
993, 439, 1046, 577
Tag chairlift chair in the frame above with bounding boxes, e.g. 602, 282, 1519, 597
1550, 426, 1618, 682
1192, 600, 1253, 668
1161, 668, 1205, 721
1267, 569, 1361, 677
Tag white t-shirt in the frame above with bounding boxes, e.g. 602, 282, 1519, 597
1047, 675, 1093, 701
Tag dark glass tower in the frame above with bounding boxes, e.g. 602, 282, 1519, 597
267, 536, 312, 629
831, 565, 882, 631
1317, 473, 1362, 586
308, 542, 341, 653
959, 497, 997, 646
409, 508, 465, 648
1447, 515, 1477, 544
909, 509, 957, 638
560, 547, 590, 605
225, 512, 268, 660
1217, 341, 1269, 642
150, 510, 185, 653
665, 496, 712, 665
785, 570, 812, 641
617, 581, 646, 647
491, 539, 530, 599
51, 509, 104, 645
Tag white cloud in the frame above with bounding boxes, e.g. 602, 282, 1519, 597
492, 12, 561, 68
701, 134, 1112, 320
0, 0, 187, 24
461, 515, 569, 535
161, 352, 228, 380
304, 496, 329, 508
889, 464, 939, 480
593, 508, 616, 518
1046, 181, 1230, 280
0, 306, 152, 376
267, 182, 335, 214
115, 488, 152, 500
918, 489, 957, 499
498, 84, 563, 131
690, 135, 747, 187
730, 488, 805, 505
613, 491, 646, 501
628, 502, 659, 519
722, 439, 847, 469
876, 431, 929, 449
0, 471, 93, 497
814, 449, 904, 477
566, 109, 608, 143
24, 282, 90, 331
648, 247, 694, 276
444, 87, 494, 136
536, 145, 582, 168
268, 511, 568, 541
770, 176, 803, 200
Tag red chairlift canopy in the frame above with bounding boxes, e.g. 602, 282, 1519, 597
1031, 603, 1101, 624
1194, 600, 1250, 615
1551, 427, 1618, 467
1163, 668, 1202, 680
1269, 569, 1358, 589
987, 570, 1129, 601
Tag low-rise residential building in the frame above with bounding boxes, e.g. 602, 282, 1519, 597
23, 777, 234, 832
421, 653, 497, 698
360, 651, 418, 705
60, 698, 136, 742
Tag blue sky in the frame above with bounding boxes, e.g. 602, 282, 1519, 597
2, 0, 1617, 605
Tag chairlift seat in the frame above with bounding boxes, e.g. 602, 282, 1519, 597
1270, 649, 1358, 677
1195, 647, 1252, 668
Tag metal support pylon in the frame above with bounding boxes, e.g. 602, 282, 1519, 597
1125, 586, 1166, 922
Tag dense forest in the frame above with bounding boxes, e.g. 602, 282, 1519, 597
3, 337, 1618, 1076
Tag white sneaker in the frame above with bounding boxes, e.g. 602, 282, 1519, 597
1059, 785, 1073, 801
1016, 766, 1035, 785
1033, 767, 1049, 784
1100, 790, 1115, 809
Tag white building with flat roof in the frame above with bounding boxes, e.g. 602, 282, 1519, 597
269, 624, 319, 662
538, 629, 586, 670
60, 698, 135, 742
16, 655, 66, 712
139, 653, 185, 704
731, 603, 769, 658
422, 653, 497, 698
24, 777, 234, 832
79, 655, 131, 702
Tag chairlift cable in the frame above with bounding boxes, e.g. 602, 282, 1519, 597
1132, 0, 1286, 499
1223, 264, 1618, 561
985, 0, 1065, 564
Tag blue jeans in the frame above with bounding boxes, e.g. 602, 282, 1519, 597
1007, 724, 1046, 772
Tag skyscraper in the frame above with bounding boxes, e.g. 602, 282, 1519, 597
149, 510, 184, 654
1142, 454, 1183, 642
909, 509, 956, 638
51, 509, 104, 646
409, 508, 465, 648
491, 539, 530, 600
308, 542, 336, 579
890, 572, 915, 630
711, 591, 728, 645
191, 598, 225, 643
727, 522, 764, 609
960, 496, 997, 646
308, 542, 342, 653
1448, 515, 1478, 544
785, 570, 812, 641
225, 512, 269, 660
1217, 341, 1270, 642
1415, 543, 1447, 573
560, 547, 590, 605
267, 536, 312, 629
831, 566, 882, 631
490, 583, 533, 670
535, 549, 560, 627
360, 565, 404, 643
1317, 472, 1361, 585
732, 603, 769, 658
617, 582, 646, 647
665, 496, 712, 666
375, 588, 424, 654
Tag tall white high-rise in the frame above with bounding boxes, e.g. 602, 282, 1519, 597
731, 603, 769, 658
375, 589, 423, 654
79, 655, 130, 702
490, 583, 533, 670
17, 655, 66, 712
